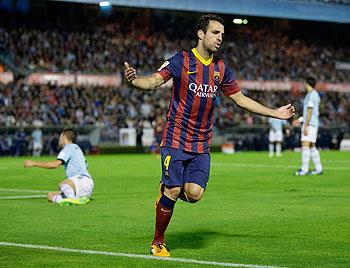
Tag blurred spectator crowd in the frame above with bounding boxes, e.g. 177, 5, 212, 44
0, 79, 349, 155
0, 13, 349, 82
1, 80, 349, 130
0, 12, 349, 155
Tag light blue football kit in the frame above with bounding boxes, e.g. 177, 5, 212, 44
57, 143, 94, 198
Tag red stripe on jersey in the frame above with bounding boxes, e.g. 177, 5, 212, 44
218, 60, 225, 85
171, 51, 190, 149
196, 63, 215, 153
184, 57, 204, 152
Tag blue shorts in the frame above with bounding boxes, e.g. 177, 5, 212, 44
160, 147, 210, 189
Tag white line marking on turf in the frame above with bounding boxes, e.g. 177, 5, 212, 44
0, 188, 49, 193
212, 163, 350, 170
0, 195, 47, 200
0, 242, 285, 268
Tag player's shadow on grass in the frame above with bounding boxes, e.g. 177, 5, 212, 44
167, 230, 279, 250
167, 230, 220, 250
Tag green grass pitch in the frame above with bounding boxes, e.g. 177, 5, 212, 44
0, 151, 349, 267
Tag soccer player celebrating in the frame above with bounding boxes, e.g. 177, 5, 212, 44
124, 14, 295, 257
268, 118, 287, 157
293, 76, 323, 175
24, 128, 94, 205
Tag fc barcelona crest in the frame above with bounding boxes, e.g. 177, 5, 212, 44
214, 71, 221, 81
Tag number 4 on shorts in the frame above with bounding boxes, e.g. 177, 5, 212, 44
164, 155, 171, 170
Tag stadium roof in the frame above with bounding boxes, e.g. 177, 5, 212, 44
55, 0, 350, 23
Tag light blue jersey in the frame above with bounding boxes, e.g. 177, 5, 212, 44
268, 118, 286, 132
31, 130, 42, 144
57, 143, 91, 179
303, 90, 320, 128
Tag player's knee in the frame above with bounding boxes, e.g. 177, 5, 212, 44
164, 186, 181, 200
185, 189, 203, 203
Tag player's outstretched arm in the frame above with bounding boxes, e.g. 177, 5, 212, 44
230, 91, 295, 119
124, 62, 165, 91
23, 159, 62, 169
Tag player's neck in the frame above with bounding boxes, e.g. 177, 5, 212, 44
194, 45, 213, 61
63, 141, 73, 147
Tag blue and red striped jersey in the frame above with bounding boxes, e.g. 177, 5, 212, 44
157, 48, 240, 153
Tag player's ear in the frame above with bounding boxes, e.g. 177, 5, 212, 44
197, 30, 204, 40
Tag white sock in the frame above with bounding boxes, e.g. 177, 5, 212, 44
60, 183, 75, 198
276, 143, 282, 156
269, 143, 274, 156
310, 147, 323, 172
301, 147, 311, 173
53, 195, 63, 203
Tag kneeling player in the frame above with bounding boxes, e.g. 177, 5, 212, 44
24, 128, 94, 205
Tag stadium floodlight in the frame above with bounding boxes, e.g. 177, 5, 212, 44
243, 19, 248, 24
99, 1, 111, 7
233, 19, 243, 24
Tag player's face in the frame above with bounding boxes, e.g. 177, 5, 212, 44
202, 20, 225, 54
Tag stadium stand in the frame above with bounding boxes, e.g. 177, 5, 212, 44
0, 7, 349, 155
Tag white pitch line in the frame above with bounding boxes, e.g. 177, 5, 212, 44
0, 242, 285, 268
0, 188, 49, 193
212, 163, 350, 170
0, 195, 47, 200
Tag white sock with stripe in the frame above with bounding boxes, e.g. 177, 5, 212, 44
276, 143, 282, 156
310, 147, 323, 172
269, 143, 274, 156
301, 147, 311, 173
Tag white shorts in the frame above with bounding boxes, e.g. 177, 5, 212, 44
301, 125, 318, 143
33, 142, 43, 150
269, 130, 283, 142
69, 175, 94, 198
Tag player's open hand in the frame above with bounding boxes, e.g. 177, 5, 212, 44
124, 62, 136, 83
274, 104, 295, 119
24, 160, 34, 168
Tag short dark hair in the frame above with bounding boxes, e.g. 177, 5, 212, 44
62, 128, 77, 143
196, 14, 225, 34
305, 75, 317, 88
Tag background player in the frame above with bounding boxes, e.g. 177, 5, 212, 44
293, 76, 323, 175
124, 14, 295, 257
23, 128, 94, 205
268, 117, 287, 157
31, 126, 43, 157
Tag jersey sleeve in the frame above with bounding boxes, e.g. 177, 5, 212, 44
57, 146, 72, 164
308, 91, 320, 108
221, 64, 241, 97
156, 52, 182, 83
307, 96, 314, 108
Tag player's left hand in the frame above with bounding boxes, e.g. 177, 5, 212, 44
24, 160, 35, 168
274, 104, 295, 119
124, 62, 137, 82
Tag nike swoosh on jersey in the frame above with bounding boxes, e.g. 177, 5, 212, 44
160, 208, 172, 213
187, 71, 197, 74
